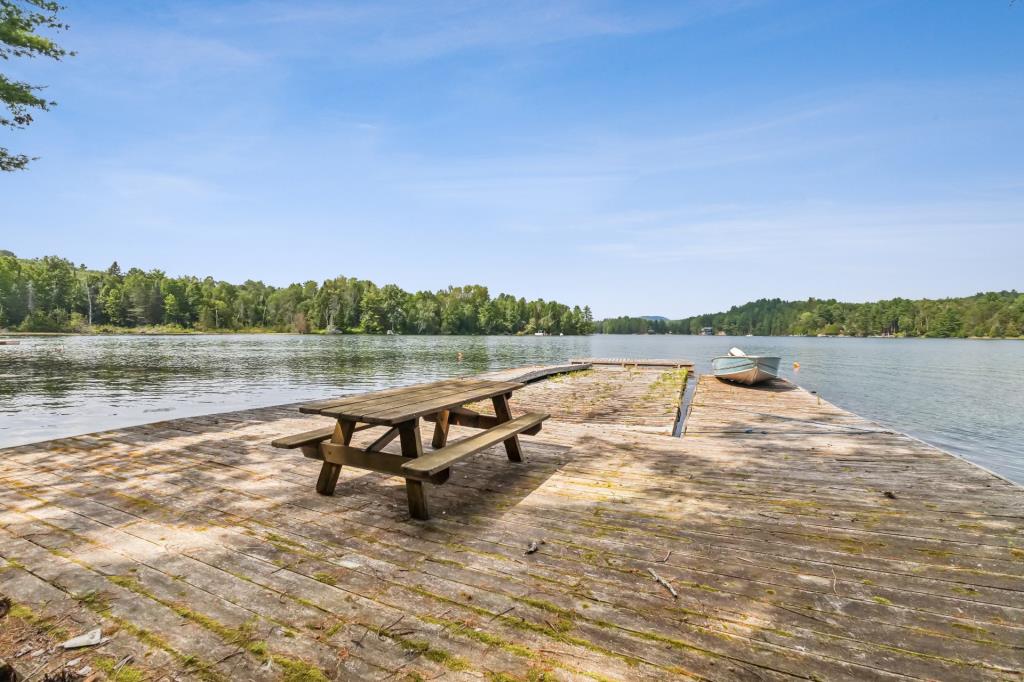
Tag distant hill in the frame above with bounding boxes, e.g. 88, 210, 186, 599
640, 315, 668, 321
596, 292, 1024, 338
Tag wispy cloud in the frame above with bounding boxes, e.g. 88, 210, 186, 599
174, 0, 756, 63
580, 198, 1024, 263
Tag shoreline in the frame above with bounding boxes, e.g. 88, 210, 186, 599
0, 329, 587, 338
2, 329, 1021, 340
0, 329, 297, 337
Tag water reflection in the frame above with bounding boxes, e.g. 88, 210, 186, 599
1, 334, 1021, 484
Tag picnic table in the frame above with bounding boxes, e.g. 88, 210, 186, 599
272, 378, 548, 520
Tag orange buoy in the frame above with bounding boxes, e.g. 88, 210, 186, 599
793, 361, 800, 369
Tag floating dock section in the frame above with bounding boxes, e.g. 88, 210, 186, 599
1, 363, 1021, 680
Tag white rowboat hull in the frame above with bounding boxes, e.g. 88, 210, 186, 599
711, 355, 781, 386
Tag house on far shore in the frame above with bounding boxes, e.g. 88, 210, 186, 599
700, 326, 714, 336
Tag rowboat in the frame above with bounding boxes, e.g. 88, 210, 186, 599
711, 348, 780, 385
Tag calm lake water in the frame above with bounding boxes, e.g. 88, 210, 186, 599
1, 334, 1022, 484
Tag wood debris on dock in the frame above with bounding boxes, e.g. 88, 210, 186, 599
1, 363, 1021, 681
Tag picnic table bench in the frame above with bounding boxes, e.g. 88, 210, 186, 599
272, 378, 548, 519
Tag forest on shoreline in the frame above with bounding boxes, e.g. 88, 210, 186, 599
597, 293, 1024, 338
0, 252, 593, 335
4, 252, 1020, 339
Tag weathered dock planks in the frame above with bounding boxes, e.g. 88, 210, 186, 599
1, 365, 1021, 681
571, 358, 693, 368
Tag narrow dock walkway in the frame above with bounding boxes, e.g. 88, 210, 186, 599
1, 366, 1021, 681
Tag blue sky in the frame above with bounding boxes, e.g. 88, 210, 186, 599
1, 0, 1022, 318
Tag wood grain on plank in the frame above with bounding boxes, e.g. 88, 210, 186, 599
2, 364, 1021, 681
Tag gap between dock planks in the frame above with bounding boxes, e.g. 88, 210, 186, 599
1, 363, 1022, 681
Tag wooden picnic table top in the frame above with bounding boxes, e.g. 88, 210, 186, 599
298, 378, 526, 426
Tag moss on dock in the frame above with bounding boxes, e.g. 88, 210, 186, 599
1, 364, 1021, 681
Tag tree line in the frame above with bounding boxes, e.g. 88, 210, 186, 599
0, 251, 594, 335
596, 293, 1024, 338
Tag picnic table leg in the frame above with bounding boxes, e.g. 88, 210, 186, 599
399, 419, 429, 520
491, 393, 524, 463
431, 410, 451, 449
316, 419, 355, 496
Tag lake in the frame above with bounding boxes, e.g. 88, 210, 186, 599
1, 334, 1022, 484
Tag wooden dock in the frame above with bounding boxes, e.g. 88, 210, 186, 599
1, 364, 1022, 681
571, 358, 693, 369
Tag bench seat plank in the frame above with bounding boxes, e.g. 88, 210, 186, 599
402, 413, 548, 477
271, 426, 336, 449
319, 442, 451, 484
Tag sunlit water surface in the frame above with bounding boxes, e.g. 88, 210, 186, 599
1, 334, 1022, 484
